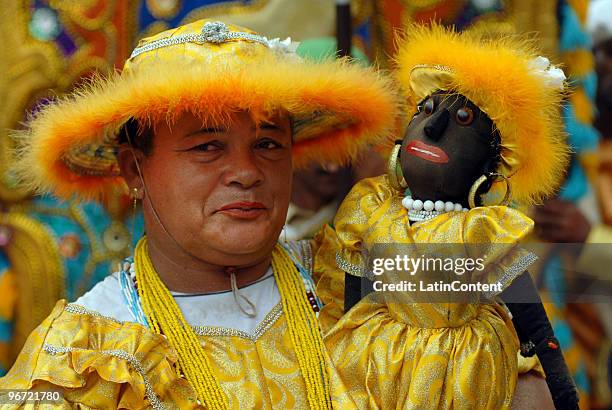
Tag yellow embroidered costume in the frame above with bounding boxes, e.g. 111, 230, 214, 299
4, 259, 323, 409
315, 25, 568, 409
318, 176, 536, 409
0, 20, 398, 409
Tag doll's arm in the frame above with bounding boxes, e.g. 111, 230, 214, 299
501, 271, 579, 410
344, 274, 374, 312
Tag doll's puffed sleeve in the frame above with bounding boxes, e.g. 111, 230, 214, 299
314, 175, 396, 333
332, 175, 396, 277
462, 206, 537, 298
313, 225, 346, 334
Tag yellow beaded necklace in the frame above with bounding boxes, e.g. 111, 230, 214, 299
134, 237, 331, 409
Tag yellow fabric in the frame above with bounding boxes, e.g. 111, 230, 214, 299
0, 302, 544, 410
315, 175, 537, 409
0, 300, 326, 409
135, 236, 228, 409
135, 236, 331, 409
333, 175, 534, 282
517, 354, 544, 378
0, 228, 544, 409
314, 227, 545, 380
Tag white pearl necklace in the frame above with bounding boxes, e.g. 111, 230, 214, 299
401, 196, 468, 222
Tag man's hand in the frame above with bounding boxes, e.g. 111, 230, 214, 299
533, 199, 592, 243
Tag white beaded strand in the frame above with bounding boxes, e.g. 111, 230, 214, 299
401, 195, 467, 222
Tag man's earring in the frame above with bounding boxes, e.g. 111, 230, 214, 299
131, 186, 139, 204
130, 187, 141, 251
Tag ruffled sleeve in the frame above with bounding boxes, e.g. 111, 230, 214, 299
313, 175, 398, 334
408, 205, 537, 298
462, 206, 537, 297
0, 300, 198, 409
313, 225, 346, 335
332, 175, 397, 277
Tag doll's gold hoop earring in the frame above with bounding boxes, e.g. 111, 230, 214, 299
468, 172, 511, 209
387, 143, 407, 191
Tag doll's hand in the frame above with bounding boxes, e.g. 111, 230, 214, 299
533, 199, 591, 243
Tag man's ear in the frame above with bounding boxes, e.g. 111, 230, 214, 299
117, 145, 145, 198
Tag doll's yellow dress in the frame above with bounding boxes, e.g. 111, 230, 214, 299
315, 175, 538, 410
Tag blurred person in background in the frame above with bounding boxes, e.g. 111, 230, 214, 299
284, 38, 387, 241
532, 0, 612, 406
588, 1, 612, 404
285, 163, 351, 241
591, 0, 612, 215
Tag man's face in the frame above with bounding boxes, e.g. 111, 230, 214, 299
136, 110, 292, 266
400, 92, 495, 203
595, 39, 612, 108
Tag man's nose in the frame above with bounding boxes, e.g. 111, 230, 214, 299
424, 108, 450, 142
222, 149, 264, 188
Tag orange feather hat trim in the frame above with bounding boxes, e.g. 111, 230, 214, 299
14, 20, 398, 201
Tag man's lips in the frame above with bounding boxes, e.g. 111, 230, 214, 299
216, 202, 267, 219
405, 140, 449, 164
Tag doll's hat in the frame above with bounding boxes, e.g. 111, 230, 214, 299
396, 24, 569, 205
15, 20, 397, 201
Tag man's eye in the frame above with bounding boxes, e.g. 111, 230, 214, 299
256, 139, 283, 150
189, 142, 221, 152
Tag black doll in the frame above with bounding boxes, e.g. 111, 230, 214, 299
317, 25, 578, 409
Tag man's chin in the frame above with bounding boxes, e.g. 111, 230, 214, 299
209, 230, 279, 255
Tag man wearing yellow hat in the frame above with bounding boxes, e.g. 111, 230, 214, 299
0, 19, 395, 409
0, 19, 554, 409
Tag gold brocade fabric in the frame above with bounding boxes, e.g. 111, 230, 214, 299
0, 299, 541, 410
0, 179, 543, 409
315, 175, 537, 409
0, 301, 318, 409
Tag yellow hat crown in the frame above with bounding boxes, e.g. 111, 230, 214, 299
122, 20, 295, 75
129, 21, 293, 59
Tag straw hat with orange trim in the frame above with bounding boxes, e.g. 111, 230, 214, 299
15, 20, 398, 202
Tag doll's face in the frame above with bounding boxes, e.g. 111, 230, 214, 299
400, 92, 497, 204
